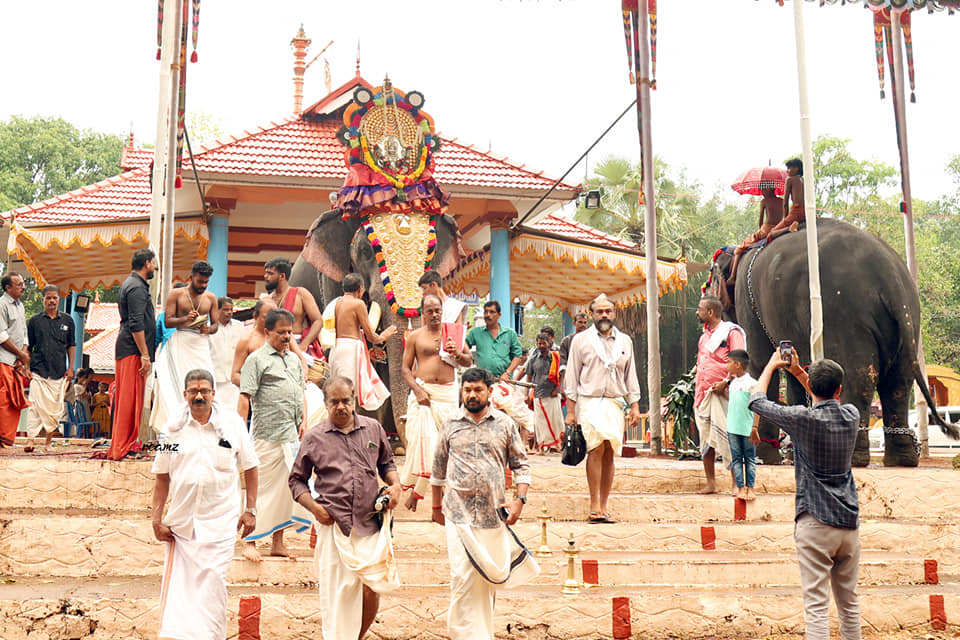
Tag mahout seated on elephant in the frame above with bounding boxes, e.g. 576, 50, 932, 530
706, 217, 958, 467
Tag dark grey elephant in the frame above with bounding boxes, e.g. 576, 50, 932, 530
708, 218, 957, 467
289, 209, 463, 443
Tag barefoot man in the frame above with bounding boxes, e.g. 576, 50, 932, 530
694, 295, 745, 495
209, 296, 244, 412
264, 257, 324, 358
153, 261, 220, 430
766, 157, 804, 243
26, 285, 75, 446
238, 308, 311, 562
329, 273, 396, 411
400, 294, 472, 511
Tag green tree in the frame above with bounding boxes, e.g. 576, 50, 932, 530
0, 116, 125, 211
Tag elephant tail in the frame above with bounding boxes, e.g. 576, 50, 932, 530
912, 365, 960, 440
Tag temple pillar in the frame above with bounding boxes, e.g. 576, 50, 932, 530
205, 198, 235, 298
562, 310, 575, 338
489, 221, 513, 331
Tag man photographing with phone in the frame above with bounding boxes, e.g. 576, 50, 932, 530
748, 350, 862, 640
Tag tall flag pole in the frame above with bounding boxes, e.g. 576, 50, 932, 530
791, 0, 824, 362
160, 0, 186, 301
150, 0, 183, 302
623, 0, 662, 454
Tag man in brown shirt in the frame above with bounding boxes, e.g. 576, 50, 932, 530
289, 375, 401, 640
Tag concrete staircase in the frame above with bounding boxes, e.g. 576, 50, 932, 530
0, 447, 958, 639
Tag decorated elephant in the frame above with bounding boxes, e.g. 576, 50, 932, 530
290, 210, 462, 442
288, 78, 464, 444
707, 218, 958, 467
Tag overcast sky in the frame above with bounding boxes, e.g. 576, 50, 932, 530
2, 1, 957, 207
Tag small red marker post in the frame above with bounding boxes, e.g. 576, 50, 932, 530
734, 498, 747, 521
612, 596, 631, 640
929, 594, 947, 631
924, 559, 939, 585
582, 559, 599, 585
238, 595, 261, 640
700, 526, 716, 550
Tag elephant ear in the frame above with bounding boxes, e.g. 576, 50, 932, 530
432, 213, 465, 277
301, 209, 362, 281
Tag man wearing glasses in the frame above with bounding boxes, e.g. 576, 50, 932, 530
151, 369, 259, 640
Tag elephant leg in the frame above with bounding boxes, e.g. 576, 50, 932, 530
836, 359, 878, 468
755, 375, 782, 465
877, 362, 918, 468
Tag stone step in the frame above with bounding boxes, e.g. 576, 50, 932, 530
4, 456, 957, 511
1, 578, 957, 639
5, 514, 960, 576
3, 514, 957, 586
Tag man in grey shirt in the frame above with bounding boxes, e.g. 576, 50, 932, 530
748, 350, 861, 640
0, 272, 29, 447
239, 308, 309, 562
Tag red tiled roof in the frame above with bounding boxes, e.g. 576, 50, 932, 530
530, 214, 639, 251
3, 75, 575, 224
85, 303, 120, 334
5, 169, 151, 224
83, 324, 119, 373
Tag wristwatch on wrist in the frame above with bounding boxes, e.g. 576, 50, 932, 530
514, 494, 527, 505
244, 507, 257, 516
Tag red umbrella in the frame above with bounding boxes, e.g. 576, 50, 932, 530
731, 166, 787, 197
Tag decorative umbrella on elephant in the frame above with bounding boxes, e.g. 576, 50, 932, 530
730, 166, 787, 197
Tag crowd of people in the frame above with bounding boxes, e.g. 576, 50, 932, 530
0, 239, 863, 640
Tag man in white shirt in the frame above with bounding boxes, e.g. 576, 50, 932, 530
151, 368, 259, 640
209, 296, 244, 411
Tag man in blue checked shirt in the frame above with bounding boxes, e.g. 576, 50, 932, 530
748, 350, 861, 640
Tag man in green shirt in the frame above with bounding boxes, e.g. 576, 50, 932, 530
239, 308, 310, 562
465, 301, 524, 381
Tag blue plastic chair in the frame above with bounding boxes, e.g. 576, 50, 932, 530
60, 401, 98, 439
74, 401, 101, 439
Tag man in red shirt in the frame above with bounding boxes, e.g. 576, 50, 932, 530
693, 296, 745, 494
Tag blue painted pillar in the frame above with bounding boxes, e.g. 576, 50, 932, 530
489, 222, 513, 331
207, 214, 229, 297
562, 310, 575, 338
69, 292, 85, 370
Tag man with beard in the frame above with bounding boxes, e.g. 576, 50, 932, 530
693, 295, 745, 495
524, 333, 563, 453
289, 376, 402, 640
264, 257, 324, 359
239, 308, 311, 562
431, 367, 538, 640
400, 294, 471, 511
26, 285, 75, 446
109, 249, 157, 460
564, 294, 641, 524
209, 296, 244, 411
151, 368, 259, 640
153, 261, 220, 431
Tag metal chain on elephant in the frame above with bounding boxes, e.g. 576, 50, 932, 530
745, 245, 777, 349
884, 425, 921, 457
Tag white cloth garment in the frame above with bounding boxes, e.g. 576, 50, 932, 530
696, 390, 732, 462
152, 329, 216, 430
26, 376, 69, 437
577, 396, 625, 453
400, 380, 459, 499
313, 511, 401, 640
445, 522, 540, 640
245, 439, 312, 541
704, 321, 744, 353
489, 382, 534, 433
328, 336, 390, 411
157, 533, 235, 640
209, 319, 243, 413
304, 382, 328, 430
151, 401, 259, 541
442, 296, 467, 324
533, 396, 563, 449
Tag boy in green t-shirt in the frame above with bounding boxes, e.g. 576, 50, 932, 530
724, 350, 760, 500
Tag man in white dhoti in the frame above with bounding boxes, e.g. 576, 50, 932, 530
151, 368, 259, 640
153, 261, 220, 430
329, 274, 395, 411
564, 294, 642, 524
290, 375, 402, 640
26, 285, 75, 445
400, 295, 471, 511
432, 367, 539, 640
694, 295, 745, 494
209, 296, 244, 412
523, 332, 563, 453
239, 308, 311, 562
